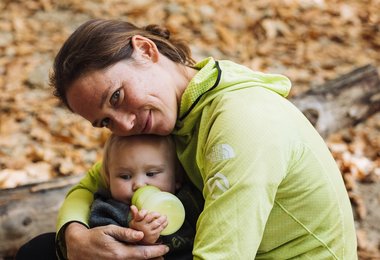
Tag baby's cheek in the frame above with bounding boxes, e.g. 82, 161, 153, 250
111, 184, 132, 204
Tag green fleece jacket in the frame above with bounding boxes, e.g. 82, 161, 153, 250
57, 57, 357, 259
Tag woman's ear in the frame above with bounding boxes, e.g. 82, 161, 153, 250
131, 35, 159, 63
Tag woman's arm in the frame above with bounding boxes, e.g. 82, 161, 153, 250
191, 89, 292, 259
56, 162, 104, 232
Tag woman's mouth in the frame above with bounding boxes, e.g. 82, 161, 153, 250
142, 111, 152, 134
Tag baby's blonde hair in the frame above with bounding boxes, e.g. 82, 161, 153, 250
101, 134, 179, 188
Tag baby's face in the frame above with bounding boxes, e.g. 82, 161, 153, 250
108, 139, 177, 204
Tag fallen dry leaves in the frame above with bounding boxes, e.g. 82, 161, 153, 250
0, 0, 379, 258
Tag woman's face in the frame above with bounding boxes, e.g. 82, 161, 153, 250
66, 59, 180, 136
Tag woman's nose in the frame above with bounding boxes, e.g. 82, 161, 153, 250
113, 112, 136, 134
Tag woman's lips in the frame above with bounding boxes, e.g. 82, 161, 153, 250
142, 111, 152, 133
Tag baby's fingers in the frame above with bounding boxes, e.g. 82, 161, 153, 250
130, 205, 148, 221
144, 211, 162, 223
151, 215, 168, 230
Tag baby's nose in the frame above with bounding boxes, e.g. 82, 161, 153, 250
132, 180, 146, 191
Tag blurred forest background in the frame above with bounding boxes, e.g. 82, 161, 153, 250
0, 0, 379, 259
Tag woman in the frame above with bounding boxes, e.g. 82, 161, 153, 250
49, 19, 356, 259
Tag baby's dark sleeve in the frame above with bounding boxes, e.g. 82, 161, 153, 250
89, 188, 130, 228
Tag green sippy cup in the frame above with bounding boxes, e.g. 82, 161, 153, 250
131, 185, 185, 235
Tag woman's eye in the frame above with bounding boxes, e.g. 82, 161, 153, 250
100, 118, 110, 128
110, 89, 120, 106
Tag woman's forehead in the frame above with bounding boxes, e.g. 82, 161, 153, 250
66, 73, 108, 118
68, 63, 126, 97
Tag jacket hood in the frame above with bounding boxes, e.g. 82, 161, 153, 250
175, 57, 291, 132
178, 57, 291, 120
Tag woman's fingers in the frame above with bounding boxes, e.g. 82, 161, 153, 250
65, 222, 169, 260
105, 224, 144, 242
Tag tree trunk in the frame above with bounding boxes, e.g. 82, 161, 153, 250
1, 64, 379, 258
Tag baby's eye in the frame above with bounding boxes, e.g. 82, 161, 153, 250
120, 175, 131, 180
110, 89, 120, 106
100, 118, 110, 128
146, 171, 161, 177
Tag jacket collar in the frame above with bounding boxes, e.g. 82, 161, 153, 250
178, 57, 221, 121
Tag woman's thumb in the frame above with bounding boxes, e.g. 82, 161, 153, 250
105, 225, 144, 243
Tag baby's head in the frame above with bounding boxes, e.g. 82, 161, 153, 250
102, 134, 182, 204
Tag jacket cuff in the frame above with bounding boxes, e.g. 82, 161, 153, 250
55, 221, 88, 260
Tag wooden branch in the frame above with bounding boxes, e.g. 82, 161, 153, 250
1, 64, 379, 258
290, 64, 380, 138
0, 174, 84, 258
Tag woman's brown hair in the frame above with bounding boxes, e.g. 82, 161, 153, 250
50, 19, 195, 109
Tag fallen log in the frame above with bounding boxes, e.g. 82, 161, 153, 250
290, 64, 380, 138
1, 64, 379, 258
0, 174, 84, 258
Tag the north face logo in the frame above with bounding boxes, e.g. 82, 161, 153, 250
206, 172, 230, 199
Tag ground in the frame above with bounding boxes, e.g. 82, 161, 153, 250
0, 0, 379, 258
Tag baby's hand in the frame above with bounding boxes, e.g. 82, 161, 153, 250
129, 205, 168, 244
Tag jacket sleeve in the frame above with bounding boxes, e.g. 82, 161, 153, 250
55, 161, 104, 259
192, 89, 292, 259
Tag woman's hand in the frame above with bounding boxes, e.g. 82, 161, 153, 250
65, 222, 169, 260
